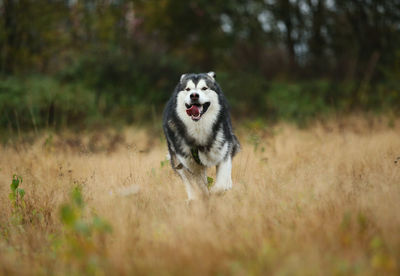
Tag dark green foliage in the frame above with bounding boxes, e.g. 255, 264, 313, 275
0, 73, 399, 131
266, 82, 330, 124
0, 76, 96, 130
58, 49, 192, 122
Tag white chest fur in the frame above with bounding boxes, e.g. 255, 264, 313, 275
176, 128, 228, 169
198, 129, 228, 167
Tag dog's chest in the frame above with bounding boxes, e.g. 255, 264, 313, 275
184, 120, 213, 146
198, 141, 228, 167
180, 128, 228, 168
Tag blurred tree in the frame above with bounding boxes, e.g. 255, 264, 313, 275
331, 0, 400, 80
1, 0, 70, 74
1, 0, 399, 79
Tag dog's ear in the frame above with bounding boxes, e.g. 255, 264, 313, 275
207, 71, 216, 80
180, 74, 187, 83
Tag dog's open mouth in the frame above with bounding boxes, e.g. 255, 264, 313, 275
185, 102, 210, 121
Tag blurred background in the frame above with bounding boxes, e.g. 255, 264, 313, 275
1, 0, 399, 133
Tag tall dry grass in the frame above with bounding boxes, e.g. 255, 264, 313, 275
0, 116, 399, 275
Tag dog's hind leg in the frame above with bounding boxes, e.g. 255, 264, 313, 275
211, 156, 232, 194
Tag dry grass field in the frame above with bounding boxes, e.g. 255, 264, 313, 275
0, 116, 399, 275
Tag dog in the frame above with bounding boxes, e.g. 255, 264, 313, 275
162, 72, 240, 200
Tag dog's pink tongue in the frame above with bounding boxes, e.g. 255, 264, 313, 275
186, 105, 200, 117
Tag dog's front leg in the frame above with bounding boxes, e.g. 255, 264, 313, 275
211, 155, 232, 194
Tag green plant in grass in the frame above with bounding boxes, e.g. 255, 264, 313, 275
160, 158, 169, 168
9, 174, 25, 208
9, 174, 25, 224
55, 185, 112, 275
207, 176, 214, 190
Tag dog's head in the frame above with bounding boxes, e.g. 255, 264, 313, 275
175, 72, 221, 122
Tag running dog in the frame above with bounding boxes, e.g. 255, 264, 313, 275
162, 72, 240, 200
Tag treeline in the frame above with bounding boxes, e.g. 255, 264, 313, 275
1, 0, 399, 131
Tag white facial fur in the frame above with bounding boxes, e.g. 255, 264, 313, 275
183, 79, 210, 105
176, 79, 221, 145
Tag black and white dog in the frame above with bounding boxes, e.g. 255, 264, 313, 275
162, 72, 240, 200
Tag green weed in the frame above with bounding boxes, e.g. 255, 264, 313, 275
207, 176, 214, 189
9, 174, 25, 208
55, 185, 112, 275
160, 158, 169, 168
9, 174, 25, 224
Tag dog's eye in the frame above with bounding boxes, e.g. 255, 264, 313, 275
185, 88, 190, 91
201, 87, 208, 90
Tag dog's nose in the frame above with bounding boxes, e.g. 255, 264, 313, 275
190, 93, 199, 101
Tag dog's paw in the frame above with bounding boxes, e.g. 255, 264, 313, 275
185, 198, 194, 206
210, 184, 232, 195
